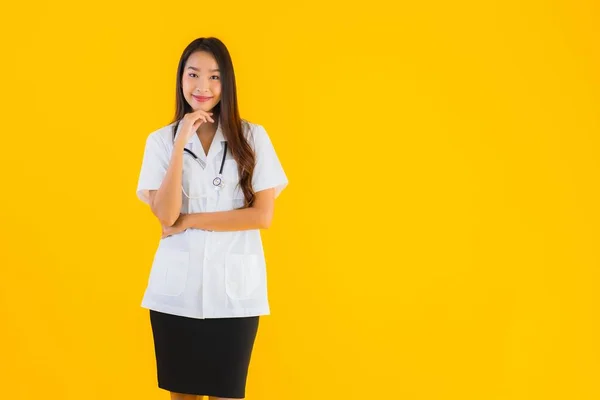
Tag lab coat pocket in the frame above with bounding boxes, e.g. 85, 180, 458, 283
224, 254, 262, 299
149, 247, 190, 296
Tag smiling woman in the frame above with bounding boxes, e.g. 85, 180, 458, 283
182, 52, 222, 125
135, 36, 289, 400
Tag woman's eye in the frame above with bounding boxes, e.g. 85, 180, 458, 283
188, 73, 198, 78
211, 75, 220, 80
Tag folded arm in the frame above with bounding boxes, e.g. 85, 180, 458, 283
147, 141, 186, 227
176, 188, 276, 233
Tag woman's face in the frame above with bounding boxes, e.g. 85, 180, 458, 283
182, 51, 222, 113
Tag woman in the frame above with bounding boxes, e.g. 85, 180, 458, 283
135, 37, 289, 400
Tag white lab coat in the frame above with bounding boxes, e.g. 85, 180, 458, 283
136, 118, 288, 319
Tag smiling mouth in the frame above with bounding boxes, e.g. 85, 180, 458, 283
193, 95, 213, 102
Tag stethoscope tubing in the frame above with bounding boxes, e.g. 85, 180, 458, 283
183, 142, 228, 191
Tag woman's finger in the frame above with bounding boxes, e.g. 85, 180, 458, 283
194, 115, 208, 126
193, 119, 204, 130
192, 109, 214, 123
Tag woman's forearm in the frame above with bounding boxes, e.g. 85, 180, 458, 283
152, 142, 185, 227
183, 207, 268, 232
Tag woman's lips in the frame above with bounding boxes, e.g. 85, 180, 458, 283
192, 95, 212, 102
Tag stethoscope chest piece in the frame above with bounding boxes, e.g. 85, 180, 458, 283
213, 141, 228, 191
213, 175, 224, 191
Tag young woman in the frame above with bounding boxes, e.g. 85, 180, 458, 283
135, 37, 288, 400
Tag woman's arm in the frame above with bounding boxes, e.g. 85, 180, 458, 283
186, 187, 276, 231
149, 141, 185, 227
163, 188, 276, 235
147, 112, 212, 227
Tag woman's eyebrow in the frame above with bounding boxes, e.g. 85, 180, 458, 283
186, 66, 220, 72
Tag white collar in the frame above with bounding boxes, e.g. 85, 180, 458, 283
177, 118, 227, 162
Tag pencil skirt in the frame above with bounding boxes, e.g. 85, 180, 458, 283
149, 309, 260, 399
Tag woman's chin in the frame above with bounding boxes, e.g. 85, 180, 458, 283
190, 103, 215, 112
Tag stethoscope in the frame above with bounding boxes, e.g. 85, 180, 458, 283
182, 141, 228, 197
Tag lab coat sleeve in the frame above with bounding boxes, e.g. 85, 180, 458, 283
251, 125, 289, 199
136, 133, 170, 205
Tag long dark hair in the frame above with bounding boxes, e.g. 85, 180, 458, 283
170, 37, 256, 208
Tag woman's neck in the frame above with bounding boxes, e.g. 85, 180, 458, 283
196, 119, 217, 139
195, 113, 220, 155
196, 120, 217, 138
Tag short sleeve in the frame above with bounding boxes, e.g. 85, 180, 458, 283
251, 125, 289, 199
136, 133, 170, 205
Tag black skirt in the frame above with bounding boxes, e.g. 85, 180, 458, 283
149, 310, 260, 399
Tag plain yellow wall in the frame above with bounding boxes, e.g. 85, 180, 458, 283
1, 1, 599, 399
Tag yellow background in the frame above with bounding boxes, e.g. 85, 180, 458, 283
1, 1, 599, 399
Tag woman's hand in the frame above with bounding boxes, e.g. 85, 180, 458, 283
161, 213, 189, 239
174, 109, 215, 148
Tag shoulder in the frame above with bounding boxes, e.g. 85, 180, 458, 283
241, 119, 269, 148
143, 121, 178, 150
